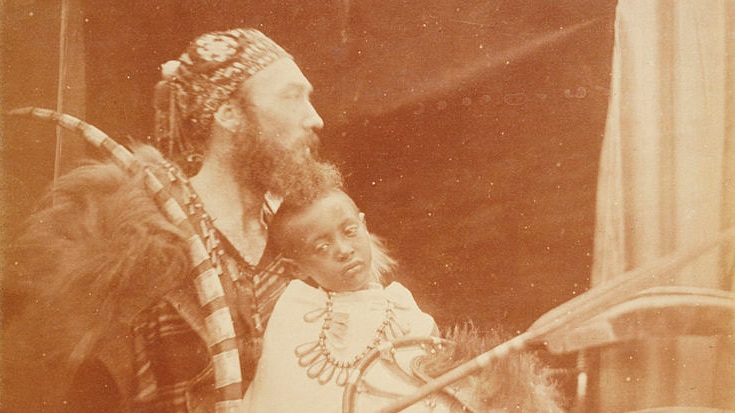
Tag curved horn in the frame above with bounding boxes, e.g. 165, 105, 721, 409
7, 107, 138, 172
8, 107, 245, 412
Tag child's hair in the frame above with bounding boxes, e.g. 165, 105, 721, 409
268, 187, 398, 285
367, 233, 398, 285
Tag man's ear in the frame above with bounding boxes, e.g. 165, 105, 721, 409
213, 103, 242, 133
281, 257, 309, 281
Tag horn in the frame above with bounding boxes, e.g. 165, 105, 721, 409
7, 107, 245, 412
7, 107, 138, 171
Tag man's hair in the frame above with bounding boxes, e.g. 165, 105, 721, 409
153, 28, 291, 174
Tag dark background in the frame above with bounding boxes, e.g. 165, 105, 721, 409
2, 0, 616, 338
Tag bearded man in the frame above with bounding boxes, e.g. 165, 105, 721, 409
3, 28, 341, 413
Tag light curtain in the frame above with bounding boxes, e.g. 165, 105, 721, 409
590, 0, 735, 411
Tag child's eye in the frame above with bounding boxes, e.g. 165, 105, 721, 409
314, 243, 330, 255
344, 225, 358, 237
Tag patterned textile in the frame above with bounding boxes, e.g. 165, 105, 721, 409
153, 28, 291, 173
129, 161, 290, 413
130, 248, 289, 413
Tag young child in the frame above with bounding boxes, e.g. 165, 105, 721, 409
242, 187, 439, 412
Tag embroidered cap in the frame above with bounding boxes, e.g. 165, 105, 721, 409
153, 28, 292, 175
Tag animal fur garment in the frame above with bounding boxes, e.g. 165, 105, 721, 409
2, 146, 192, 412
422, 325, 567, 412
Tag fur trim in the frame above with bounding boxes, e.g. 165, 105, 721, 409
3, 146, 192, 409
420, 324, 566, 412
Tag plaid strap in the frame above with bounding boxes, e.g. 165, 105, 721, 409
251, 256, 290, 334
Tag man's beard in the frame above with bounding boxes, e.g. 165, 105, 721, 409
231, 122, 342, 203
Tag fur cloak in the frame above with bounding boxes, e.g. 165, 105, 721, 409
2, 146, 192, 412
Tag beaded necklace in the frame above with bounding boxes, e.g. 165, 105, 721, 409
294, 289, 408, 386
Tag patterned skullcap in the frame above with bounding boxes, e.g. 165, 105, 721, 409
153, 28, 291, 175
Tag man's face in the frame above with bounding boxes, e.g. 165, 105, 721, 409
240, 58, 323, 160
287, 191, 373, 292
231, 58, 339, 199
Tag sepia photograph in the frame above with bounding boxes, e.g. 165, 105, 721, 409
1, 1, 733, 412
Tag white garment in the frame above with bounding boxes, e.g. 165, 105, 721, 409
243, 279, 437, 413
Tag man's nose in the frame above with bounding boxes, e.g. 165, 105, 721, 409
302, 102, 324, 130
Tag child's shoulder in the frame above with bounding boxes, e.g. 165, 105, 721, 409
277, 279, 324, 305
384, 281, 420, 306
284, 278, 320, 294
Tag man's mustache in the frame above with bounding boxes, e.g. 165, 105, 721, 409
304, 132, 321, 159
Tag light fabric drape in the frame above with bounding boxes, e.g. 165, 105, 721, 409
591, 0, 735, 411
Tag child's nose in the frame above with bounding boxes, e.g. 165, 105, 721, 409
335, 241, 354, 261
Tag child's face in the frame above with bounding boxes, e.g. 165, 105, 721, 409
287, 191, 373, 292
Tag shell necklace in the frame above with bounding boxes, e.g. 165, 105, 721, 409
294, 289, 409, 386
